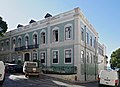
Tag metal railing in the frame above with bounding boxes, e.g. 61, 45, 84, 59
15, 44, 39, 51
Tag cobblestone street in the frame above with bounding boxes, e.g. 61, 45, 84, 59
1, 74, 98, 87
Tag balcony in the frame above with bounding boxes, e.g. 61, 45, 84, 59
15, 44, 39, 51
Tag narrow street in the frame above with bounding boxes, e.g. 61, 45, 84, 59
1, 74, 98, 87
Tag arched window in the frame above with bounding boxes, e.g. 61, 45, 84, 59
6, 40, 9, 50
52, 27, 59, 42
64, 24, 73, 40
33, 34, 37, 45
18, 38, 22, 47
25, 36, 29, 48
41, 31, 45, 44
12, 39, 16, 50
81, 50, 84, 63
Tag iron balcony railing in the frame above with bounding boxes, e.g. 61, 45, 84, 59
15, 44, 39, 51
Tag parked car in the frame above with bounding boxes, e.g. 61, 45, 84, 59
98, 70, 119, 87
5, 63, 23, 73
0, 61, 5, 85
23, 61, 41, 77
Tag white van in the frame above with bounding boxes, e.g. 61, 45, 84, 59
0, 61, 5, 85
98, 70, 119, 87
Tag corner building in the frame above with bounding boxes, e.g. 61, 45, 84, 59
0, 7, 105, 82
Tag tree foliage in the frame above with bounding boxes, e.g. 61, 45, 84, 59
0, 16, 8, 36
110, 48, 120, 68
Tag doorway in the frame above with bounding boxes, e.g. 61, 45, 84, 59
24, 53, 30, 61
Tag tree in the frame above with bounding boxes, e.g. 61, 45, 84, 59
110, 48, 120, 69
0, 16, 8, 36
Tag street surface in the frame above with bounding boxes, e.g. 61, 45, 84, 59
1, 74, 98, 87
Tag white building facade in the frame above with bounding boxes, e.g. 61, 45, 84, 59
0, 7, 106, 82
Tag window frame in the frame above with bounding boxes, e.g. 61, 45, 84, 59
81, 50, 84, 63
64, 24, 73, 40
64, 48, 72, 64
81, 27, 84, 41
18, 37, 22, 47
40, 51, 46, 64
40, 30, 46, 44
52, 27, 59, 43
90, 36, 92, 47
12, 38, 16, 50
32, 51, 38, 61
52, 50, 59, 64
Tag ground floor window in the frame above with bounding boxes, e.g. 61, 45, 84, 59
40, 51, 46, 63
65, 49, 72, 63
52, 50, 59, 64
24, 53, 30, 61
33, 52, 37, 62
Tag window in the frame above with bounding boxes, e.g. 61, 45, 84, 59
1, 42, 4, 51
33, 34, 37, 45
65, 26, 72, 40
52, 29, 58, 42
33, 52, 37, 62
40, 52, 46, 63
18, 38, 22, 47
98, 47, 104, 56
6, 41, 9, 50
86, 52, 89, 63
90, 36, 92, 46
25, 36, 29, 48
94, 55, 96, 63
86, 33, 89, 44
6, 41, 9, 46
81, 28, 84, 41
90, 53, 92, 63
52, 50, 59, 64
65, 49, 72, 63
81, 50, 84, 63
12, 39, 16, 50
41, 32, 46, 44
94, 37, 96, 48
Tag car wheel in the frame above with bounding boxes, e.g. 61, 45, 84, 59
25, 74, 28, 77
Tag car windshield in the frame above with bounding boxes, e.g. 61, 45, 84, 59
26, 63, 37, 67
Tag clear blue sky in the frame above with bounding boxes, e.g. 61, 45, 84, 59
0, 0, 120, 58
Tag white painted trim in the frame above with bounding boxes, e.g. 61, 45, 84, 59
40, 29, 46, 44
32, 50, 38, 61
6, 40, 9, 42
32, 31, 38, 44
64, 48, 73, 64
40, 51, 46, 65
64, 23, 73, 40
23, 52, 31, 61
18, 36, 22, 47
52, 50, 59, 64
52, 27, 59, 43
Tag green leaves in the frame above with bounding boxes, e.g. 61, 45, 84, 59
111, 48, 120, 68
0, 16, 8, 36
